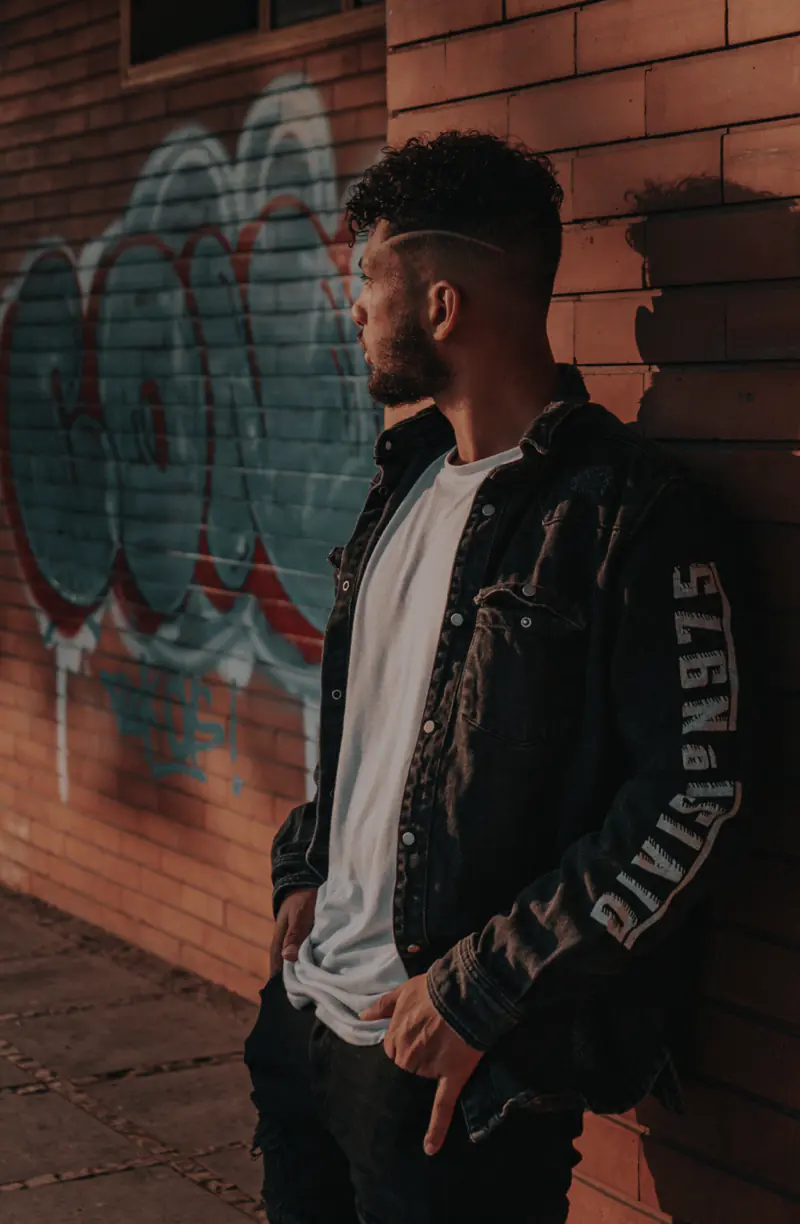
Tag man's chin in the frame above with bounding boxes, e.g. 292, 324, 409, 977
369, 373, 427, 408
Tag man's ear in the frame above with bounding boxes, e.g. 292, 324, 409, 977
429, 280, 459, 341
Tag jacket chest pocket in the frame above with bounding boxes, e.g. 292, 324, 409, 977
458, 582, 587, 748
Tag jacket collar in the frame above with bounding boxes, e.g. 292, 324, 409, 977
372, 363, 592, 468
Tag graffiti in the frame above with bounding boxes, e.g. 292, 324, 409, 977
100, 664, 239, 787
0, 72, 380, 800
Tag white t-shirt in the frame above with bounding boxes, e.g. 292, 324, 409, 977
283, 440, 523, 1044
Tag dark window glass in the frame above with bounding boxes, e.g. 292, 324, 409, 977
271, 0, 341, 30
356, 0, 383, 5
130, 0, 259, 65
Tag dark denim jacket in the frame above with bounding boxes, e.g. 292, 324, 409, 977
272, 365, 751, 1142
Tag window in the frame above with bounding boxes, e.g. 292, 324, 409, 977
127, 0, 384, 69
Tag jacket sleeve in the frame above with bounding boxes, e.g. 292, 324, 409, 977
427, 479, 754, 1053
271, 759, 327, 919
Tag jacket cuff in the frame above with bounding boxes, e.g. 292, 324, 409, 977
426, 933, 525, 1053
271, 856, 323, 919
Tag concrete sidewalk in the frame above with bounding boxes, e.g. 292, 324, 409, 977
0, 884, 266, 1223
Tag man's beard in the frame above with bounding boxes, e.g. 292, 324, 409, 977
367, 318, 451, 407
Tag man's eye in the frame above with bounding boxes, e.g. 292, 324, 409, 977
359, 272, 371, 284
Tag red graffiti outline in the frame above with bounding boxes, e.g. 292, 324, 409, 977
0, 195, 362, 666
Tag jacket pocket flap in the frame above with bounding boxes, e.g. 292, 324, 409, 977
473, 580, 585, 629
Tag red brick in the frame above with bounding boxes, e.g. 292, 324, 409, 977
332, 71, 386, 113
556, 218, 644, 294
0, 809, 30, 844
574, 287, 727, 364
179, 883, 224, 929
510, 68, 646, 153
706, 929, 800, 1027
0, 858, 29, 891
225, 902, 273, 949
387, 93, 508, 144
668, 445, 800, 523
547, 298, 574, 362
646, 36, 800, 136
305, 42, 361, 85
742, 523, 800, 607
581, 367, 646, 424
726, 282, 800, 361
765, 611, 800, 691
507, 0, 575, 14
31, 822, 66, 859
179, 943, 261, 1002
717, 855, 800, 944
578, 0, 724, 73
203, 807, 274, 855
728, 0, 800, 43
387, 42, 448, 112
201, 924, 268, 979
568, 1177, 664, 1224
639, 1136, 798, 1224
387, 0, 502, 46
27, 873, 123, 940
695, 1007, 800, 1113
359, 38, 388, 74
444, 11, 575, 101
576, 1116, 640, 1199
725, 119, 800, 201
572, 131, 722, 220
643, 201, 800, 286
636, 366, 800, 441
637, 1079, 800, 1199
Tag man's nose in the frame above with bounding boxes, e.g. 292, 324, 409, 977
350, 289, 366, 328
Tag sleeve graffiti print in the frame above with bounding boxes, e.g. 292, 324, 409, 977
591, 560, 742, 950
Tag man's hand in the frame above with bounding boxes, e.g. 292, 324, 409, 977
269, 888, 317, 979
360, 975, 484, 1157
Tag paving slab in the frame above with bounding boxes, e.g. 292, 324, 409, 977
0, 1091, 136, 1184
87, 1061, 255, 1152
0, 1164, 251, 1224
0, 1057, 38, 1088
0, 951, 156, 1014
0, 913, 70, 960
0, 995, 251, 1078
201, 1145, 263, 1201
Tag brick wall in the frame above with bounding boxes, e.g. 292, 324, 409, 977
0, 0, 386, 1001
386, 2, 800, 1221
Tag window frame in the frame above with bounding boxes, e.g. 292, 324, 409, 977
120, 0, 384, 90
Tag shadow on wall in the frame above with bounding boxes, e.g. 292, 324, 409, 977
623, 179, 799, 1222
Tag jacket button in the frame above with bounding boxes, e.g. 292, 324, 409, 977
482, 504, 495, 516
332, 689, 343, 700
522, 582, 535, 596
401, 831, 416, 846
450, 612, 464, 626
342, 580, 350, 591
521, 616, 532, 628
422, 719, 435, 733
406, 944, 421, 954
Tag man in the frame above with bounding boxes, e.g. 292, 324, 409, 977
244, 132, 750, 1224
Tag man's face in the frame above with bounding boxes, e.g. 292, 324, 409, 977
350, 222, 451, 408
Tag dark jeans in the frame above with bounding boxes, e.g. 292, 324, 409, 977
243, 972, 583, 1224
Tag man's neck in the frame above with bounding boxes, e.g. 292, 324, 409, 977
440, 354, 560, 466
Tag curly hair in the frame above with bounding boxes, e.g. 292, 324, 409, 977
345, 130, 564, 301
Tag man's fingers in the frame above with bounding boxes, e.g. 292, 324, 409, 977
360, 987, 400, 1022
424, 1078, 458, 1156
269, 912, 289, 977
